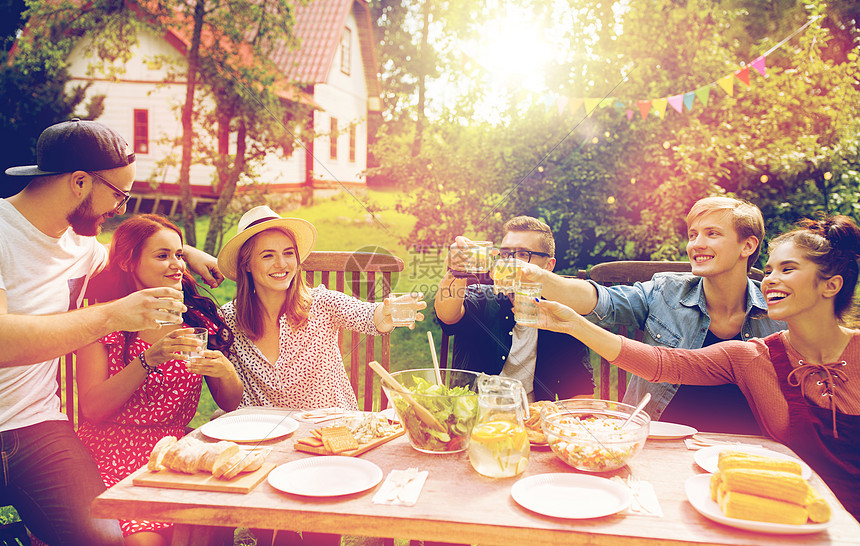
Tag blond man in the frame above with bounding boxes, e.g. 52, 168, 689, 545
521, 197, 785, 433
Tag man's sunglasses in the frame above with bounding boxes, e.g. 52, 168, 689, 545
88, 171, 131, 211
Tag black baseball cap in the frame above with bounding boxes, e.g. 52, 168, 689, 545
5, 118, 135, 177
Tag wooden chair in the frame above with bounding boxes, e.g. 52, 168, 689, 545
302, 251, 405, 411
0, 521, 29, 546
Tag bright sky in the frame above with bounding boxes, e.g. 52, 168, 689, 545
425, 4, 561, 123
424, 1, 609, 123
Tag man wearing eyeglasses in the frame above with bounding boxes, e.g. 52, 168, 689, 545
0, 119, 223, 545
435, 216, 594, 402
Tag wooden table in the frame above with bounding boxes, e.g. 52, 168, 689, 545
92, 407, 860, 545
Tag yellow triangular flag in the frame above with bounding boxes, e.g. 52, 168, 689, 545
583, 98, 601, 114
651, 98, 668, 118
717, 75, 734, 96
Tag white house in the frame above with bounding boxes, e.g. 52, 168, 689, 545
65, 0, 382, 214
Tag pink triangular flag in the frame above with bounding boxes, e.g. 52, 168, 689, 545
651, 98, 668, 118
717, 75, 734, 96
626, 109, 634, 121
750, 56, 767, 77
556, 96, 569, 115
667, 94, 684, 113
637, 100, 652, 120
735, 66, 750, 87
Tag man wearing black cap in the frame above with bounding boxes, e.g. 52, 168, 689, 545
0, 119, 222, 545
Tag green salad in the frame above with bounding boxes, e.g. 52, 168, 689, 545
392, 377, 478, 452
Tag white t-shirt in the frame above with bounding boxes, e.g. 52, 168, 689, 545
501, 323, 538, 403
0, 199, 108, 431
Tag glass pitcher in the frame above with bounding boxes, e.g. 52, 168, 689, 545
468, 375, 530, 478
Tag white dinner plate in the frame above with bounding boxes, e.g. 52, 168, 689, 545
511, 473, 631, 519
648, 421, 698, 439
685, 475, 831, 534
694, 445, 812, 479
268, 456, 383, 497
199, 413, 299, 443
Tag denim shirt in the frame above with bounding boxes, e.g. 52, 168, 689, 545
585, 272, 785, 420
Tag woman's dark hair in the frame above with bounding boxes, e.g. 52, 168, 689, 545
769, 215, 860, 320
88, 214, 233, 362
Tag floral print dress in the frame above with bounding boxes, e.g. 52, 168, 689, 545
76, 320, 215, 536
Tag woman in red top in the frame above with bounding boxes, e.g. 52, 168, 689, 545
533, 215, 860, 519
76, 214, 243, 545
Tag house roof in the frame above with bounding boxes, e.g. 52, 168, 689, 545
270, 0, 381, 99
159, 0, 380, 107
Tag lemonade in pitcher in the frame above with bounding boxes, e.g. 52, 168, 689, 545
468, 375, 530, 478
468, 420, 530, 478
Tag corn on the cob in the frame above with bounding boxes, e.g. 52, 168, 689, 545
709, 472, 722, 502
720, 468, 810, 505
805, 487, 832, 523
718, 490, 809, 525
717, 450, 803, 475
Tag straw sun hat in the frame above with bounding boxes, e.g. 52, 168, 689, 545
217, 205, 317, 281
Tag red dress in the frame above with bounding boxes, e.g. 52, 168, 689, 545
76, 321, 215, 537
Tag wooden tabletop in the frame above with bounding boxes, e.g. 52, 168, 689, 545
92, 407, 860, 545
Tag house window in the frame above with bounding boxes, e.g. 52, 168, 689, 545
133, 109, 149, 154
349, 124, 356, 162
330, 117, 338, 160
340, 27, 351, 75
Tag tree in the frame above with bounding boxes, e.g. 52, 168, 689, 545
0, 0, 104, 197
152, 0, 305, 247
374, 0, 860, 271
14, 0, 306, 247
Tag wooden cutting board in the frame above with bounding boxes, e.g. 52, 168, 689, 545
293, 427, 405, 457
132, 462, 276, 494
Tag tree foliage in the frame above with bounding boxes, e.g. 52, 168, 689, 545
372, 0, 860, 273
10, 0, 307, 251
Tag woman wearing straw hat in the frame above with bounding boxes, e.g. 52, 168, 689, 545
217, 205, 425, 410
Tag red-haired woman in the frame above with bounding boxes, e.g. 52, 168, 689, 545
76, 214, 243, 545
533, 215, 860, 518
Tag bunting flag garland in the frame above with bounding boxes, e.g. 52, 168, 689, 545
536, 16, 819, 123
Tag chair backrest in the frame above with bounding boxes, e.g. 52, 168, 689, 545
302, 251, 405, 411
59, 352, 80, 429
588, 260, 764, 283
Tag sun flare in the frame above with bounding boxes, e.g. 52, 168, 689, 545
467, 15, 552, 92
